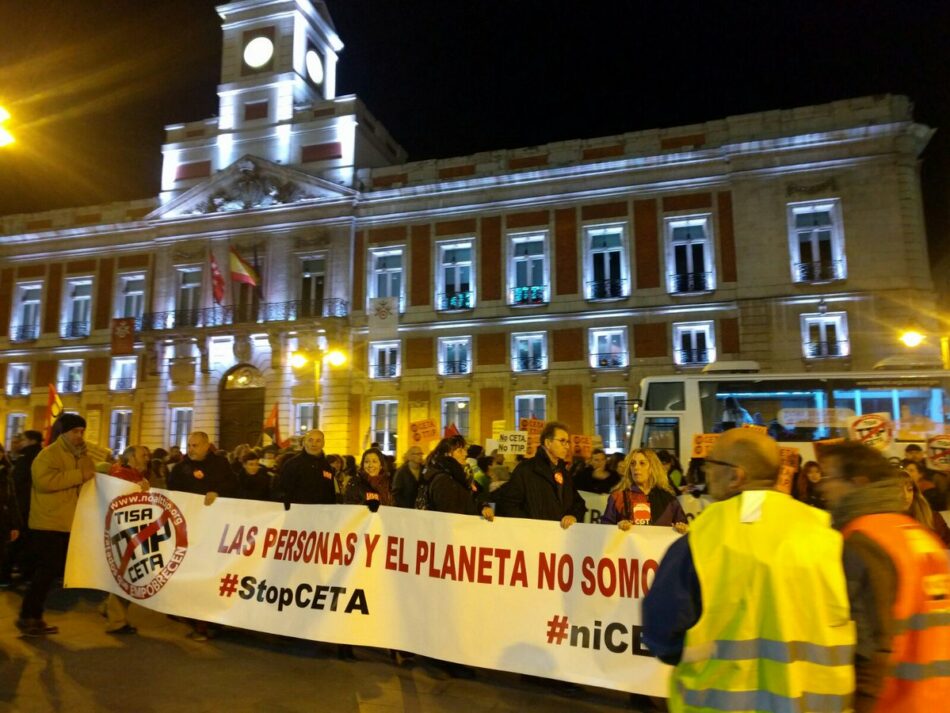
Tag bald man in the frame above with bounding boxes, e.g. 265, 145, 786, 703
642, 431, 855, 712
271, 429, 336, 505
167, 432, 236, 506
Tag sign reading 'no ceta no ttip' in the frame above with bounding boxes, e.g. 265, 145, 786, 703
66, 476, 680, 697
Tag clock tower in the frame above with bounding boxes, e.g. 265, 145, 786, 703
159, 0, 406, 202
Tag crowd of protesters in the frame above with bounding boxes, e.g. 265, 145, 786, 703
2, 412, 949, 711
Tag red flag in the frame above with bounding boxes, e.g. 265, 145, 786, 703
229, 247, 260, 286
209, 250, 225, 304
444, 422, 461, 438
263, 403, 288, 448
44, 383, 63, 446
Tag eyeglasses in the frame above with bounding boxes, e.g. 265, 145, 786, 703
552, 438, 571, 445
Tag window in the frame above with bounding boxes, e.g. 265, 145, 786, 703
594, 392, 630, 453
57, 360, 84, 393
175, 268, 202, 326
169, 407, 193, 451
62, 278, 93, 338
515, 394, 547, 424
294, 403, 315, 435
5, 413, 26, 446
110, 410, 132, 453
438, 336, 472, 376
801, 311, 849, 359
369, 248, 404, 312
584, 225, 628, 299
665, 216, 715, 294
508, 233, 548, 305
512, 332, 547, 372
111, 357, 137, 391
437, 241, 474, 311
673, 321, 716, 366
11, 283, 41, 342
6, 364, 31, 396
117, 272, 146, 320
370, 400, 399, 454
441, 397, 470, 436
369, 341, 400, 378
233, 266, 261, 324
589, 327, 628, 368
788, 201, 846, 283
300, 256, 326, 318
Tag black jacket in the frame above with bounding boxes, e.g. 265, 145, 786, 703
573, 466, 621, 494
273, 451, 336, 505
168, 453, 237, 497
0, 463, 23, 534
236, 466, 273, 501
494, 451, 586, 521
13, 442, 40, 522
427, 456, 483, 516
391, 462, 422, 508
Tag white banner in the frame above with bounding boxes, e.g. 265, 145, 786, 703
66, 477, 678, 695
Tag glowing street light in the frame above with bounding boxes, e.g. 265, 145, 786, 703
899, 329, 926, 348
0, 106, 14, 147
290, 347, 348, 428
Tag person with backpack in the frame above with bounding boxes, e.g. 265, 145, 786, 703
424, 436, 494, 519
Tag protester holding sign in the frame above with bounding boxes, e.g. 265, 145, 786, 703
601, 449, 687, 532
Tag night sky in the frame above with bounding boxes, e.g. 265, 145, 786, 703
0, 0, 947, 252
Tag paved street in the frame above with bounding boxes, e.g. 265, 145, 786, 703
1, 582, 647, 713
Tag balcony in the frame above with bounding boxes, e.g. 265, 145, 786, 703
371, 363, 398, 379
438, 291, 473, 311
804, 340, 848, 359
675, 348, 711, 365
441, 360, 470, 376
513, 355, 546, 372
794, 260, 844, 283
587, 278, 627, 300
6, 384, 31, 397
110, 377, 136, 391
510, 285, 547, 306
61, 321, 91, 339
10, 324, 39, 342
668, 272, 712, 294
591, 352, 627, 368
58, 379, 83, 394
140, 299, 348, 332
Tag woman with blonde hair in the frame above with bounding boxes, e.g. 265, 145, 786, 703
900, 470, 950, 546
601, 449, 688, 533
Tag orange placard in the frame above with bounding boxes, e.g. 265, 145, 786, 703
409, 418, 438, 444
571, 435, 593, 459
691, 433, 720, 459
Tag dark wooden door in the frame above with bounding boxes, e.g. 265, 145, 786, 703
219, 387, 265, 451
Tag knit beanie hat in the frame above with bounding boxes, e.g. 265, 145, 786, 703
57, 413, 87, 433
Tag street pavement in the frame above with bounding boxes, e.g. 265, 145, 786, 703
1, 581, 652, 713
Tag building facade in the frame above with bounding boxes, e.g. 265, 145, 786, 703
0, 0, 939, 456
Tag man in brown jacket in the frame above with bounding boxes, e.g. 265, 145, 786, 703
16, 413, 95, 637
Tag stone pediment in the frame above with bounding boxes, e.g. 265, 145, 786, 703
150, 155, 356, 219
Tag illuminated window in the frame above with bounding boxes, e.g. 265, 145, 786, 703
294, 403, 315, 435
299, 256, 327, 318
788, 201, 846, 283
57, 361, 84, 393
116, 272, 146, 320
369, 248, 404, 312
369, 341, 400, 379
589, 327, 628, 368
508, 232, 548, 305
175, 268, 202, 326
594, 392, 630, 453
109, 410, 132, 453
515, 394, 546, 424
438, 336, 472, 376
665, 216, 715, 294
6, 363, 31, 397
12, 283, 42, 342
169, 408, 193, 451
60, 278, 93, 339
511, 332, 547, 372
437, 241, 475, 311
370, 400, 399, 455
110, 357, 137, 391
441, 397, 470, 436
5, 413, 26, 445
801, 311, 849, 359
673, 321, 716, 366
584, 225, 628, 300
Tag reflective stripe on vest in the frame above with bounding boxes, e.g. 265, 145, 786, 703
893, 610, 950, 633
892, 660, 950, 680
677, 681, 850, 713
682, 638, 855, 667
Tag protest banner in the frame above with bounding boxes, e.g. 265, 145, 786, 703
519, 418, 545, 457
847, 412, 893, 451
66, 477, 678, 696
578, 491, 609, 524
408, 418, 438, 445
690, 433, 719, 459
496, 431, 528, 455
926, 434, 950, 472
571, 435, 594, 459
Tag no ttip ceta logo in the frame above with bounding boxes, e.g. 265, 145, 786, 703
104, 491, 188, 600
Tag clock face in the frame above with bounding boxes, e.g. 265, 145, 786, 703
243, 37, 274, 68
305, 49, 324, 84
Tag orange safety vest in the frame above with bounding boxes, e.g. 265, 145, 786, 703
842, 513, 950, 712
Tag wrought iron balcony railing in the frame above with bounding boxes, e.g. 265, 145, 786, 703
794, 260, 843, 283
592, 352, 627, 368
6, 384, 31, 397
371, 363, 398, 379
110, 377, 136, 391
675, 348, 711, 365
58, 379, 83, 393
587, 278, 627, 300
513, 355, 546, 372
140, 299, 348, 332
61, 321, 91, 339
441, 360, 470, 376
668, 271, 712, 294
438, 291, 474, 311
510, 285, 547, 306
10, 324, 39, 342
804, 340, 847, 359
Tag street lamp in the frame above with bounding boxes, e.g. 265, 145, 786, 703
0, 106, 14, 147
290, 347, 347, 428
899, 329, 926, 348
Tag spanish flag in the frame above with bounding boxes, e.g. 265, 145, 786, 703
44, 383, 63, 446
229, 246, 259, 287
